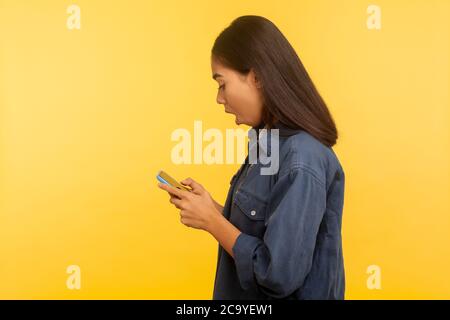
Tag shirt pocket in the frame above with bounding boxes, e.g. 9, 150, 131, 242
233, 189, 267, 221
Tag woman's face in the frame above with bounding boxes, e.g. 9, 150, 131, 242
211, 57, 264, 127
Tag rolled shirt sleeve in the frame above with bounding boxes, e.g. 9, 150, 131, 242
232, 165, 327, 298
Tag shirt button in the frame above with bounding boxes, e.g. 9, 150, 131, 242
250, 210, 256, 216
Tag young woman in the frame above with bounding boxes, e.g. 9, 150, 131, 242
158, 15, 345, 300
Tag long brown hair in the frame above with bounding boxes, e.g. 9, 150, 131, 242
212, 15, 338, 147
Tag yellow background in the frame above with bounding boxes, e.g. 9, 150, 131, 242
1, 0, 449, 299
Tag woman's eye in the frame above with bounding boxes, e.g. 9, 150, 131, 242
218, 84, 225, 90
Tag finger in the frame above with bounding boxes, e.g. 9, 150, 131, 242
158, 182, 187, 199
179, 215, 193, 228
179, 210, 192, 218
180, 177, 203, 194
169, 196, 184, 209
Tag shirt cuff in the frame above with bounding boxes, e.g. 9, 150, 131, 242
232, 232, 262, 291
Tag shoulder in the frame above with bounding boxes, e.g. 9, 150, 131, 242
277, 131, 343, 186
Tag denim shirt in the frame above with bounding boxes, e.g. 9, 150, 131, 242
212, 122, 346, 300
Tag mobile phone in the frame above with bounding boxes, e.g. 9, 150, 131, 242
156, 170, 191, 192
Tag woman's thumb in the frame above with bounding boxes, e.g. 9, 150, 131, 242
181, 177, 203, 192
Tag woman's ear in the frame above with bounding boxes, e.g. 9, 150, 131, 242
255, 77, 262, 89
248, 69, 262, 89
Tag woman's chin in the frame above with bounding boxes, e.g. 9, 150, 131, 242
231, 114, 245, 126
235, 117, 251, 126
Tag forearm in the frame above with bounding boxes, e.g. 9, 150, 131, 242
207, 212, 241, 259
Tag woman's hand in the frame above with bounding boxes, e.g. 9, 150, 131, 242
158, 177, 242, 258
157, 177, 222, 232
